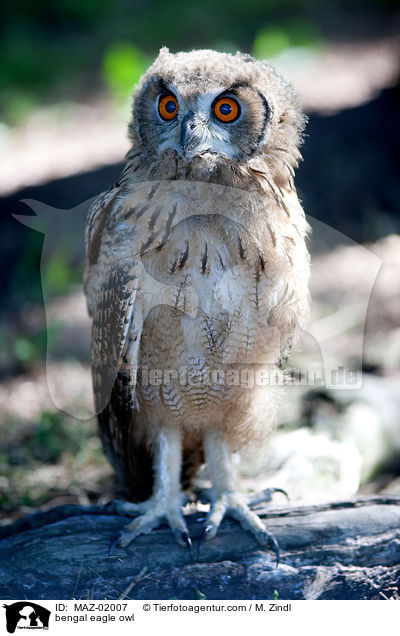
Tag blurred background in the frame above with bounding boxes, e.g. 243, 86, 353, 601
0, 0, 400, 525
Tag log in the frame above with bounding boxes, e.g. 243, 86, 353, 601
0, 496, 399, 600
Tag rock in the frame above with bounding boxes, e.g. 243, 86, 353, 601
0, 497, 399, 600
245, 427, 363, 503
250, 372, 400, 504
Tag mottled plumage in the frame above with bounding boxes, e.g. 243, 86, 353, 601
84, 48, 310, 554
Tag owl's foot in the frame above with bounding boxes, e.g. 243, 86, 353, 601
108, 496, 193, 561
202, 429, 280, 565
108, 428, 194, 560
249, 487, 289, 507
198, 491, 280, 564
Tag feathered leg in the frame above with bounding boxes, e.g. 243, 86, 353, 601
110, 427, 191, 551
201, 429, 279, 563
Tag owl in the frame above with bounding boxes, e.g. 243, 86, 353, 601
84, 47, 310, 561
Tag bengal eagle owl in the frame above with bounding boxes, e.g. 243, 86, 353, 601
84, 47, 310, 560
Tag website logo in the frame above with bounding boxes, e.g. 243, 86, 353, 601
3, 603, 50, 634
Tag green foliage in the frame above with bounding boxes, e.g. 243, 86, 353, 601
102, 42, 150, 103
11, 323, 61, 368
0, 410, 87, 465
42, 249, 83, 296
0, 0, 331, 124
195, 589, 207, 600
9, 228, 83, 310
1, 0, 394, 124
0, 407, 105, 512
27, 410, 83, 462
252, 19, 321, 60
253, 27, 291, 59
12, 337, 37, 364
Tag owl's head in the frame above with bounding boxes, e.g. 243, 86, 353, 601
130, 48, 305, 173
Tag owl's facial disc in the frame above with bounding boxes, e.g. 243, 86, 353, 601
135, 77, 271, 162
154, 89, 244, 159
179, 96, 242, 157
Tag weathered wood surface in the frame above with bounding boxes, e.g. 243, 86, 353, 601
1, 496, 399, 600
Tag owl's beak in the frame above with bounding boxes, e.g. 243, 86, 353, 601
180, 110, 202, 155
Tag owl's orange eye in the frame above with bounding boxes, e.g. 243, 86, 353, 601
213, 97, 240, 123
158, 95, 179, 120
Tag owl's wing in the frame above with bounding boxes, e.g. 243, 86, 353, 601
85, 189, 153, 501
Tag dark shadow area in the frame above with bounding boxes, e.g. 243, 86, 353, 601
299, 83, 400, 245
0, 163, 121, 312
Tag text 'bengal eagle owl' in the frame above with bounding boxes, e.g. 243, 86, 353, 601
84, 47, 310, 561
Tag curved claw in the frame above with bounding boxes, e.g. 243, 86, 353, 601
268, 532, 280, 568
249, 487, 289, 507
271, 487, 289, 501
108, 530, 123, 556
181, 531, 194, 563
197, 524, 212, 561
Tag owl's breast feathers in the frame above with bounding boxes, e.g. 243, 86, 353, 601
84, 177, 310, 497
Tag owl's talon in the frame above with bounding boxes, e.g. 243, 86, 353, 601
109, 493, 190, 552
180, 531, 194, 563
197, 524, 213, 561
273, 487, 289, 500
108, 530, 123, 556
198, 488, 281, 566
268, 533, 280, 568
249, 487, 289, 508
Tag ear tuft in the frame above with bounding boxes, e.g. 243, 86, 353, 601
158, 46, 170, 59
